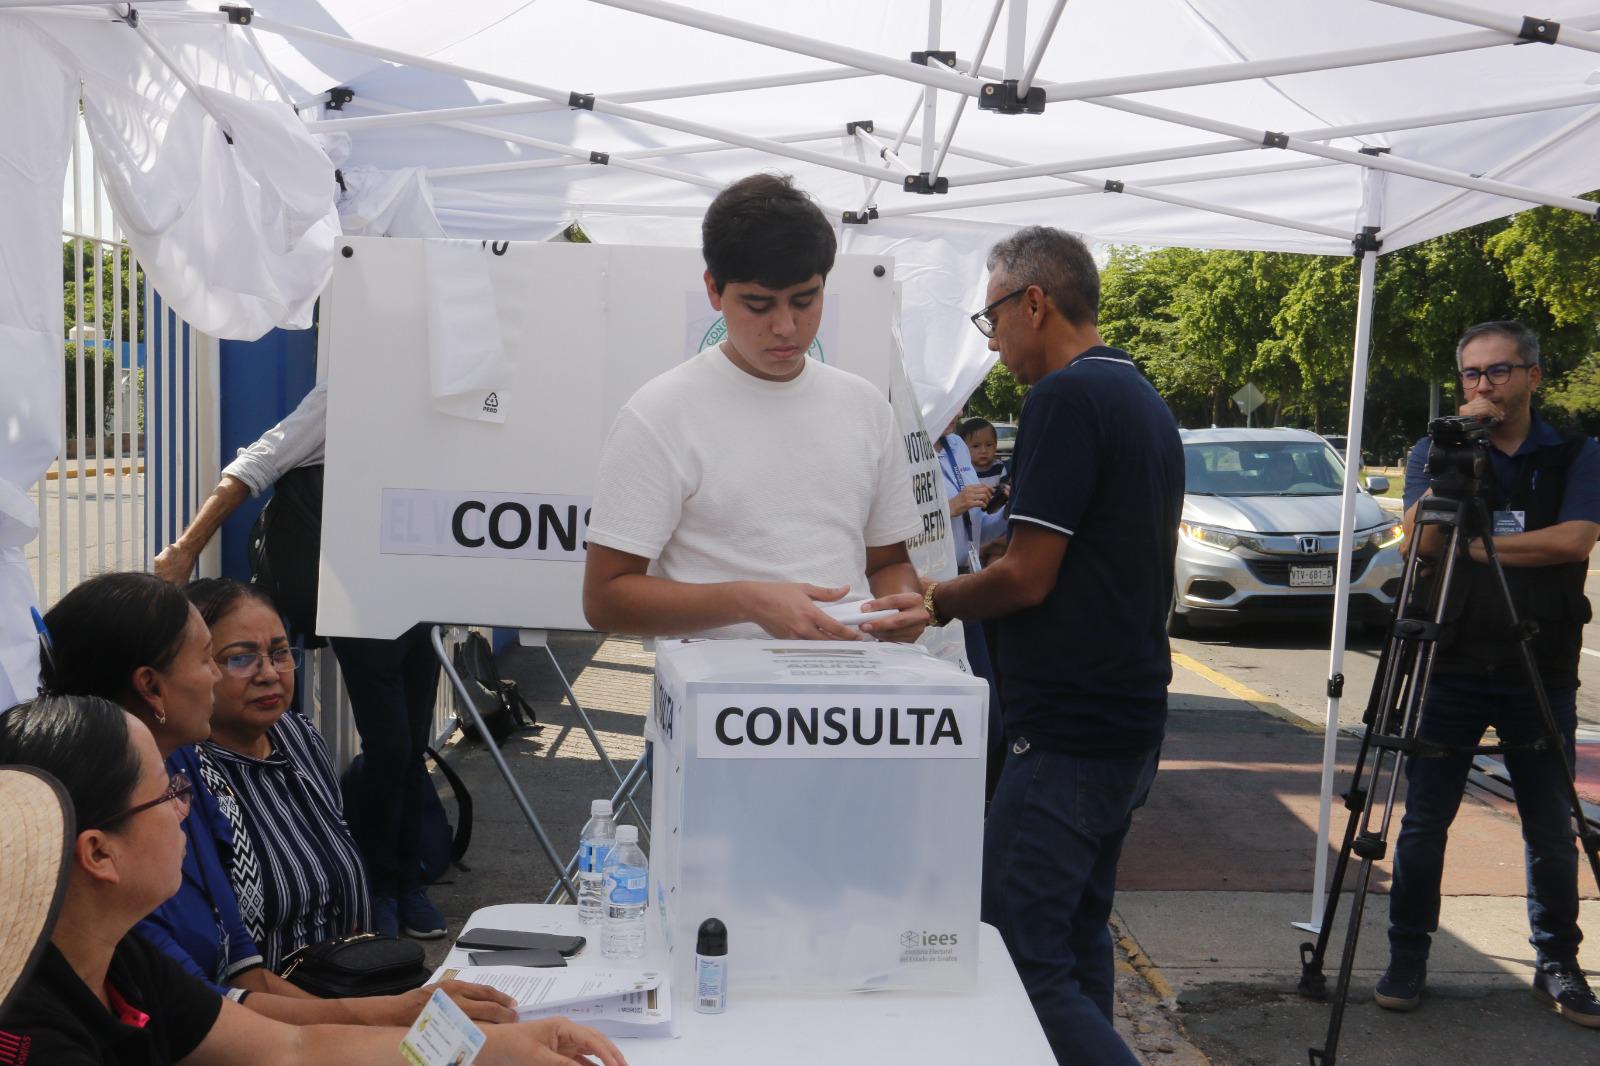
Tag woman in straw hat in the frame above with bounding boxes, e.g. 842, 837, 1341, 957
0, 763, 72, 1028
36, 573, 510, 1028
0, 693, 626, 1066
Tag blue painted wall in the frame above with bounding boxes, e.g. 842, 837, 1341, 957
217, 326, 319, 580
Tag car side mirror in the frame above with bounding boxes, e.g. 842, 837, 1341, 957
1365, 475, 1389, 496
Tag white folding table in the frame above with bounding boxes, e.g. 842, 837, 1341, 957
443, 903, 1055, 1064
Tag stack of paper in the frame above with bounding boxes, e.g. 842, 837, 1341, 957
431, 964, 673, 1038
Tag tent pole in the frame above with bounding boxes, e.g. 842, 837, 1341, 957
1365, 0, 1600, 56
931, 86, 1600, 191
237, 24, 296, 109
1077, 95, 1600, 217
1383, 101, 1600, 241
583, 0, 978, 97
428, 128, 847, 179
919, 0, 942, 174
855, 93, 927, 216
1305, 230, 1382, 934
853, 125, 917, 175
254, 15, 901, 188
1018, 0, 1070, 96
1004, 0, 1027, 80
1037, 15, 1600, 103
929, 0, 1005, 181
311, 66, 876, 133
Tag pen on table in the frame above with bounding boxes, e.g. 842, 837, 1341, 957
30, 606, 56, 677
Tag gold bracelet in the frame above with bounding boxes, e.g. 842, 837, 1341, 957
922, 581, 944, 627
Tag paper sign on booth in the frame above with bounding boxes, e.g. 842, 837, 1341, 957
379, 488, 591, 561
694, 692, 984, 759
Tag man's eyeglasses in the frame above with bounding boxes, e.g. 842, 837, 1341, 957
1459, 362, 1532, 387
970, 286, 1035, 339
216, 646, 303, 678
93, 771, 193, 830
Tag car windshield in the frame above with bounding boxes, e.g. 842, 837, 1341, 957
995, 425, 1017, 442
1183, 440, 1345, 497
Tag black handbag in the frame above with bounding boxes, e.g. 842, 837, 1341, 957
279, 933, 430, 998
451, 631, 538, 744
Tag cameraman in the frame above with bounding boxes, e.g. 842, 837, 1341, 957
1382, 321, 1600, 1027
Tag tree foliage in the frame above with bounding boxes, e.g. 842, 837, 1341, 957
1081, 197, 1599, 449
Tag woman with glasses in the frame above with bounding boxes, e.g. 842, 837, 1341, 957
0, 693, 626, 1066
37, 573, 513, 1027
185, 578, 369, 973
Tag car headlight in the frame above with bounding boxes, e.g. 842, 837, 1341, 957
1369, 522, 1404, 550
1180, 522, 1249, 552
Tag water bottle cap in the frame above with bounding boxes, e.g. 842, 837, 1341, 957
615, 824, 639, 844
590, 799, 613, 816
696, 917, 727, 955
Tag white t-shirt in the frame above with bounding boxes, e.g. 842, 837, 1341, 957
588, 347, 922, 638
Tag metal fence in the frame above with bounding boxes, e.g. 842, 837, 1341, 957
42, 111, 458, 771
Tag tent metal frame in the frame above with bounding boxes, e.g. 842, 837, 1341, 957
31, 0, 1599, 932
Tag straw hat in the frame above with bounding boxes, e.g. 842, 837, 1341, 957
0, 766, 73, 1023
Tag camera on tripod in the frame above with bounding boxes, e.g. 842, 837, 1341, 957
1423, 413, 1495, 502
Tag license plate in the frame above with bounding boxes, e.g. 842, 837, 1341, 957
1289, 566, 1334, 587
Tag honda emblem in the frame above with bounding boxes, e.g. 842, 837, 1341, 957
1299, 536, 1319, 555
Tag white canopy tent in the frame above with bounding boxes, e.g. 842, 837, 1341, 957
3, 0, 1598, 926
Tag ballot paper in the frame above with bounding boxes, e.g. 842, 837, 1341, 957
516, 979, 674, 1038
432, 964, 661, 1014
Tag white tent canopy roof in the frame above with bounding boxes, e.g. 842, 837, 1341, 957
25, 0, 1591, 255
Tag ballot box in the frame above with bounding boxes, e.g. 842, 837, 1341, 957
648, 639, 988, 1005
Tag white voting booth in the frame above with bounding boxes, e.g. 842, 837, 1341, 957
650, 639, 988, 1007
317, 237, 898, 639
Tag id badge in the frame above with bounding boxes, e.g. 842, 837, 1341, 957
1492, 510, 1526, 536
400, 988, 486, 1066
966, 545, 983, 573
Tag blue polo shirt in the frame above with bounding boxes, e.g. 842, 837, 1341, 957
995, 346, 1185, 756
1402, 412, 1600, 521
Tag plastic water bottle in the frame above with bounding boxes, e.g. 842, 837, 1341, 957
576, 799, 616, 927
601, 825, 648, 960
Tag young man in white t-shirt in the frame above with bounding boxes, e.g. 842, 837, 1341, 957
583, 173, 927, 641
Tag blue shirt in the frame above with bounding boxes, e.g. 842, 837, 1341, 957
134, 746, 264, 994
937, 434, 1007, 571
1402, 412, 1600, 521
995, 347, 1185, 756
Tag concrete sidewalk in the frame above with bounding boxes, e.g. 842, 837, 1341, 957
1113, 660, 1600, 1064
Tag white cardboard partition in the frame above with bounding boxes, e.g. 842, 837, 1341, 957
317, 237, 896, 638
649, 638, 988, 1009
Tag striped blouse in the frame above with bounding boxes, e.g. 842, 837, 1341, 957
201, 712, 372, 970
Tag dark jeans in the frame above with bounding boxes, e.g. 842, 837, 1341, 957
330, 623, 441, 897
1388, 676, 1581, 970
982, 740, 1160, 1065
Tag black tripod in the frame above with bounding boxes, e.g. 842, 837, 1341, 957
1296, 428, 1600, 1066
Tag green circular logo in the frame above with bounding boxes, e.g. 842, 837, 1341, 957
699, 317, 825, 362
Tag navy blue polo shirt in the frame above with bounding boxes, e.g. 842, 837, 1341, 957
995, 346, 1184, 756
1402, 412, 1600, 521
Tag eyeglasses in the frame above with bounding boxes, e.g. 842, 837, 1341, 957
1459, 362, 1532, 387
215, 646, 302, 678
970, 286, 1035, 339
92, 771, 193, 830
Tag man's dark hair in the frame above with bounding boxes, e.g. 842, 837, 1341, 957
186, 577, 279, 631
959, 417, 995, 440
702, 173, 837, 293
0, 693, 141, 832
1456, 320, 1540, 368
986, 226, 1100, 326
40, 571, 192, 708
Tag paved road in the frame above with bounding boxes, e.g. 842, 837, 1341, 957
1171, 540, 1600, 732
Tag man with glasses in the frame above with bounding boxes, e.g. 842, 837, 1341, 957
925, 226, 1183, 1063
1381, 320, 1600, 1027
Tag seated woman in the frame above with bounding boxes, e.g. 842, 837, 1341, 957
186, 578, 369, 972
0, 693, 625, 1066
37, 572, 507, 1027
